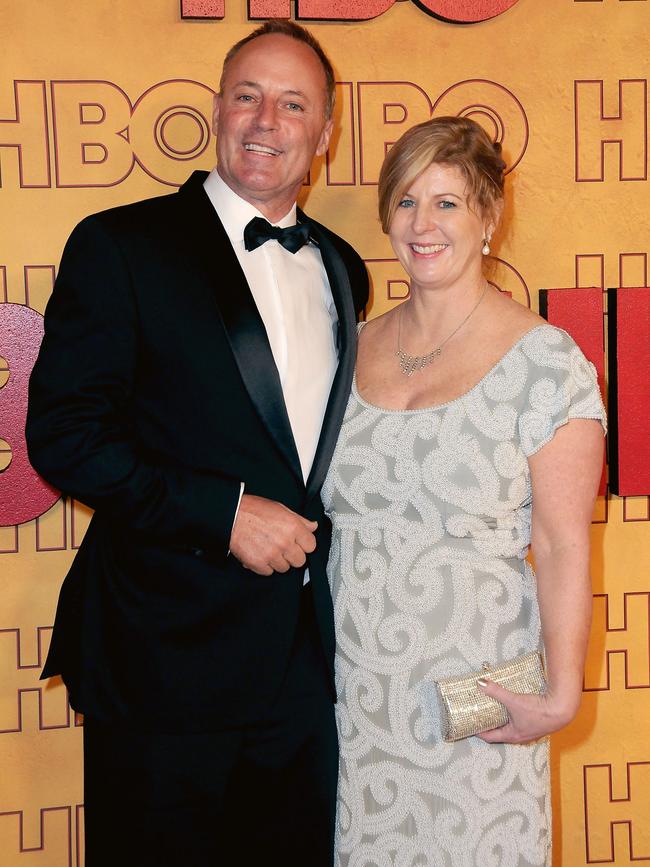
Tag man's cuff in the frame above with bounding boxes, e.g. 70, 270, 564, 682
227, 482, 245, 556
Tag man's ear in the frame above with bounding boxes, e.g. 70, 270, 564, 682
212, 92, 221, 136
316, 118, 334, 158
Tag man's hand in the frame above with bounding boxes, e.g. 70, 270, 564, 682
229, 494, 318, 576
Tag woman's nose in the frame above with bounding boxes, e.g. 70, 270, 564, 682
411, 205, 439, 234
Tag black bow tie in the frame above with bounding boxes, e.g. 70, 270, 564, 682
243, 216, 311, 254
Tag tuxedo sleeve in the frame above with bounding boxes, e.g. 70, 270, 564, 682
26, 216, 241, 553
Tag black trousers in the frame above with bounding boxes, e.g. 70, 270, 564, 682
83, 589, 338, 867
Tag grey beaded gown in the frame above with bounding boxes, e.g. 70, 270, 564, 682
321, 324, 607, 867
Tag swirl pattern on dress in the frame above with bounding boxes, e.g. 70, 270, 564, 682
323, 325, 606, 867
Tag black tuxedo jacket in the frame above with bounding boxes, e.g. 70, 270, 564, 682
27, 171, 368, 732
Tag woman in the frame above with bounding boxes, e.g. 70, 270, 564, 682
322, 116, 606, 866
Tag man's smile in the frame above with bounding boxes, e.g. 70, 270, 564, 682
244, 142, 282, 156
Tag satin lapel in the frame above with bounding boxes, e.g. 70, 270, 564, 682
178, 173, 302, 483
305, 220, 357, 500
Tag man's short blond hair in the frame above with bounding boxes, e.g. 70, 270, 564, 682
219, 20, 336, 119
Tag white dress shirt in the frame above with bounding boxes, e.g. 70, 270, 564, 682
203, 171, 339, 579
204, 169, 339, 482
204, 169, 338, 481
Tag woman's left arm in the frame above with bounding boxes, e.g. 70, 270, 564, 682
478, 416, 604, 744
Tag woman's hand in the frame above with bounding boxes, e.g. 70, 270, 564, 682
475, 679, 576, 744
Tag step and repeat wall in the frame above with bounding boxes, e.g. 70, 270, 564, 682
1, 0, 649, 864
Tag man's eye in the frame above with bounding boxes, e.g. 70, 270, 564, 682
286, 102, 304, 111
237, 94, 254, 102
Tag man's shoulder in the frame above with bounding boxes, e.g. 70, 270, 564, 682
302, 211, 369, 314
304, 212, 361, 263
77, 171, 209, 235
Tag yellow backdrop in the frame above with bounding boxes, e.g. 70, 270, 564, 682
1, 1, 649, 864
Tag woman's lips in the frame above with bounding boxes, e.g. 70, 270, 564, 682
409, 243, 449, 255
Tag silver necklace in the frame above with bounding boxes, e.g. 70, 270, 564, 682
396, 282, 488, 377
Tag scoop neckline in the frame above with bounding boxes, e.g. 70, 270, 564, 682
352, 323, 551, 415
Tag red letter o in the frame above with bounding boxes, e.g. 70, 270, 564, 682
0, 303, 60, 526
414, 0, 519, 23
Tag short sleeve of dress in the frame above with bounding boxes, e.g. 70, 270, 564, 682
517, 325, 607, 457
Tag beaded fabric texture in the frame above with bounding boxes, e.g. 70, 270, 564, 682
322, 324, 606, 867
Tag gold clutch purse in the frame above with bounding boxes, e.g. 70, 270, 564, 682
434, 651, 546, 742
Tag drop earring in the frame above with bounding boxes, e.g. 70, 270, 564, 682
482, 238, 491, 256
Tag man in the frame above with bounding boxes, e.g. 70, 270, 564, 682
27, 20, 368, 867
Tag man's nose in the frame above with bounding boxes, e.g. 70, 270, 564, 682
254, 99, 278, 130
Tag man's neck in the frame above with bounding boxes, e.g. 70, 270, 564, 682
215, 166, 299, 224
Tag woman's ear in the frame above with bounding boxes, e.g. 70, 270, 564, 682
486, 198, 504, 239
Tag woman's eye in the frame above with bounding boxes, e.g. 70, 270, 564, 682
439, 200, 456, 209
398, 198, 415, 208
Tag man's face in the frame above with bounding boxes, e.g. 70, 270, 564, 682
213, 34, 333, 222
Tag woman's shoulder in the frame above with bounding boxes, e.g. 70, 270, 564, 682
489, 295, 582, 364
518, 322, 586, 363
515, 322, 606, 454
357, 307, 397, 340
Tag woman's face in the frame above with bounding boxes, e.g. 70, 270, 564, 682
388, 162, 490, 295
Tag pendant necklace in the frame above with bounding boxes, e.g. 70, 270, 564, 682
396, 282, 489, 377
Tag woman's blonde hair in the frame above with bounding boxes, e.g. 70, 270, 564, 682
378, 116, 506, 233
